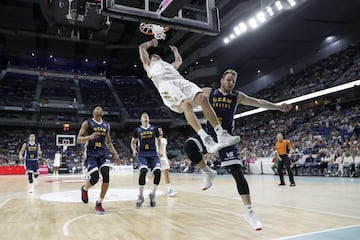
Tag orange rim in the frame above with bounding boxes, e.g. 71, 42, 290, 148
139, 22, 170, 35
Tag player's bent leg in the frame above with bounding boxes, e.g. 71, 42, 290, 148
137, 168, 148, 207
81, 170, 99, 204
228, 164, 262, 231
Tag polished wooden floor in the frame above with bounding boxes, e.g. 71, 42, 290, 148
0, 172, 359, 240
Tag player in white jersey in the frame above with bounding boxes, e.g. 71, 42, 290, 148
53, 150, 61, 178
158, 127, 176, 197
139, 39, 240, 154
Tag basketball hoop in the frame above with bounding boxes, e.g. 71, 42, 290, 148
139, 22, 170, 40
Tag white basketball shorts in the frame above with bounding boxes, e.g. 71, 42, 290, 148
158, 79, 202, 113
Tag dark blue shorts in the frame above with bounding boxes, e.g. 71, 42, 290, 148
84, 148, 111, 174
25, 160, 39, 173
138, 151, 161, 171
218, 144, 242, 167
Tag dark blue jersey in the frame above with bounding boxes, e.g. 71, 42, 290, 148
133, 125, 159, 152
206, 88, 239, 136
86, 118, 109, 150
25, 142, 39, 161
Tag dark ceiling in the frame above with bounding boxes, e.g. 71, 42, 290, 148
0, 0, 360, 87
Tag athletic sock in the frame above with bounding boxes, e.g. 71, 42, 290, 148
201, 165, 211, 173
214, 124, 224, 135
197, 129, 208, 140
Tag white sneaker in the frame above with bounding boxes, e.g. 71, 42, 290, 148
244, 210, 263, 231
29, 183, 34, 193
202, 169, 217, 191
167, 188, 176, 197
203, 136, 221, 153
217, 130, 240, 149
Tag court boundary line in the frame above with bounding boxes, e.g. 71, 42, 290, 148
272, 224, 360, 240
62, 206, 244, 237
0, 198, 12, 208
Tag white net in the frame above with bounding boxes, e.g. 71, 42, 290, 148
151, 24, 167, 40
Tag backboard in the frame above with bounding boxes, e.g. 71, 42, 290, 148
102, 0, 220, 36
56, 134, 76, 147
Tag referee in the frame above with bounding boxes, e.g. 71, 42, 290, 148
275, 133, 296, 187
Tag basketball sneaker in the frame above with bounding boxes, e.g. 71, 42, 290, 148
28, 183, 34, 193
81, 185, 88, 204
136, 195, 144, 207
217, 130, 241, 149
202, 169, 217, 191
149, 193, 156, 207
244, 209, 263, 231
203, 135, 221, 153
167, 188, 176, 197
95, 201, 105, 214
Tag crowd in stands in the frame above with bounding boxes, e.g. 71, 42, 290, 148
237, 44, 360, 113
1, 44, 360, 178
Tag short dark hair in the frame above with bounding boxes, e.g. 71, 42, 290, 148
90, 104, 102, 113
222, 69, 238, 79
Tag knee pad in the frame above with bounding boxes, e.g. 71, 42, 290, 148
153, 169, 161, 185
139, 168, 148, 185
34, 173, 39, 179
89, 171, 100, 185
228, 164, 249, 195
28, 173, 33, 184
183, 138, 204, 164
100, 166, 110, 183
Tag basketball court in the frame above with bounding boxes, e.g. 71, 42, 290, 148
1, 0, 360, 239
0, 172, 359, 240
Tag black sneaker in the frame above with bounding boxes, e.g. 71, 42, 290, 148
290, 183, 296, 187
81, 185, 88, 203
136, 195, 144, 208
278, 183, 285, 186
149, 193, 156, 207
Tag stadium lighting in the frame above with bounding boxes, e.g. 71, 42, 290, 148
256, 11, 266, 23
234, 26, 241, 35
229, 34, 235, 39
224, 37, 230, 44
266, 7, 274, 16
288, 0, 296, 7
239, 22, 247, 32
248, 18, 258, 29
234, 79, 360, 119
275, 1, 284, 11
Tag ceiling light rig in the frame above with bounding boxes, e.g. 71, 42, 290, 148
223, 0, 305, 45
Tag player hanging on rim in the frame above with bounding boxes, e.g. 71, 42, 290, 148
77, 104, 121, 214
138, 39, 240, 154
183, 69, 292, 231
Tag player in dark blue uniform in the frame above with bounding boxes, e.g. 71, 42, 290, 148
183, 69, 292, 231
131, 112, 161, 207
77, 104, 121, 214
19, 133, 42, 193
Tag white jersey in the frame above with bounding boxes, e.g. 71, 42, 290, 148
159, 137, 170, 170
147, 59, 184, 88
159, 138, 168, 159
54, 152, 61, 167
146, 59, 202, 114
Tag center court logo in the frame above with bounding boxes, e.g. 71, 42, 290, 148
40, 188, 163, 203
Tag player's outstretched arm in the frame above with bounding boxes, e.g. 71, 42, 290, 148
169, 45, 182, 69
238, 91, 292, 112
139, 39, 158, 71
